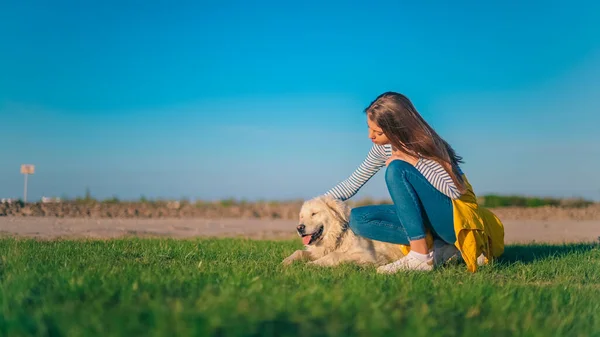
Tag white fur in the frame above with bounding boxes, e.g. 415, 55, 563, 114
281, 195, 405, 267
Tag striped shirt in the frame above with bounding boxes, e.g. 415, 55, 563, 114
324, 144, 463, 201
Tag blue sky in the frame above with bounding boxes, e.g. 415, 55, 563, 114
1, 0, 599, 201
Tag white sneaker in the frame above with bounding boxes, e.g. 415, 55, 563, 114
433, 239, 488, 267
377, 252, 434, 274
477, 253, 486, 266
433, 240, 461, 266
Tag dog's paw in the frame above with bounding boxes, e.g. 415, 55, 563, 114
281, 256, 295, 266
308, 259, 331, 267
281, 250, 306, 266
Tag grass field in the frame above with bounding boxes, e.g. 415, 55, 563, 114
1, 238, 599, 337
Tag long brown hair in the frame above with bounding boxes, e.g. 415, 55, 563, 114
365, 91, 466, 193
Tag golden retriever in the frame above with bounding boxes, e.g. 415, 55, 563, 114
281, 195, 405, 267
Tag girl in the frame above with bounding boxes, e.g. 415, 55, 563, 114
323, 91, 504, 273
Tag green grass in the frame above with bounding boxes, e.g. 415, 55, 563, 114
1, 238, 599, 337
478, 194, 594, 208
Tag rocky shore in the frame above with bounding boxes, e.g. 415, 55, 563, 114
1, 200, 599, 221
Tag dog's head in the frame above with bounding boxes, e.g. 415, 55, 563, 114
296, 195, 350, 247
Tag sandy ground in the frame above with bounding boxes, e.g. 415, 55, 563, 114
0, 217, 598, 244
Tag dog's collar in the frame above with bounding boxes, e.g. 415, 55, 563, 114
334, 222, 349, 249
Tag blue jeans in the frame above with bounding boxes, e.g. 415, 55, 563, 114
349, 160, 456, 245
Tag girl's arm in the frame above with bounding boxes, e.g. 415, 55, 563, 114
323, 144, 387, 201
324, 144, 464, 201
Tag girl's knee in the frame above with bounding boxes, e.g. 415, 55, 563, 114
385, 159, 412, 184
349, 206, 367, 224
349, 206, 374, 232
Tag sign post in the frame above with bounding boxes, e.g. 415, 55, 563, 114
20, 164, 35, 202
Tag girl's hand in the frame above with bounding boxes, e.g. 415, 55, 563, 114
386, 147, 419, 166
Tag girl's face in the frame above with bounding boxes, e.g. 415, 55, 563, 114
367, 117, 390, 145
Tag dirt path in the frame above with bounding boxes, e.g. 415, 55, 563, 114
1, 217, 598, 244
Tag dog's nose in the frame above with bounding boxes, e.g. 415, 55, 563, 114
297, 224, 305, 233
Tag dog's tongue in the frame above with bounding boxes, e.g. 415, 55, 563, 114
302, 235, 312, 245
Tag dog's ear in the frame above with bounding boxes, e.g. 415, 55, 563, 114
322, 196, 350, 225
